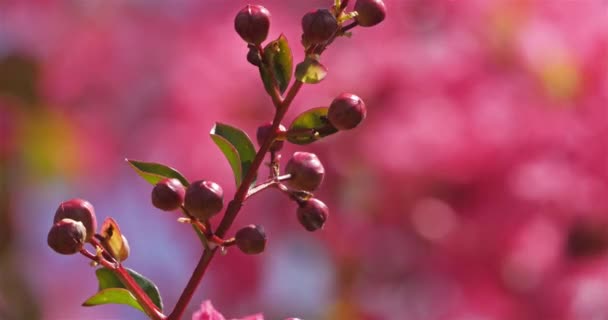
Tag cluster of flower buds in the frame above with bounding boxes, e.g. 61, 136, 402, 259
47, 199, 97, 254
234, 0, 382, 235
151, 177, 224, 222
48, 1, 385, 317
48, 198, 132, 263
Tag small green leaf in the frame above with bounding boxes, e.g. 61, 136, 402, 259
94, 267, 163, 311
83, 288, 144, 312
210, 123, 257, 187
260, 34, 293, 95
295, 57, 327, 84
126, 159, 189, 187
288, 107, 338, 145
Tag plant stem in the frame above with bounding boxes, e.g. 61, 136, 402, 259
167, 80, 303, 320
85, 238, 166, 319
115, 265, 166, 320
245, 174, 291, 200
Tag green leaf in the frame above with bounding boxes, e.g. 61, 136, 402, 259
210, 123, 257, 186
94, 267, 163, 311
83, 288, 144, 312
287, 107, 339, 145
295, 57, 327, 84
126, 159, 189, 187
260, 34, 293, 95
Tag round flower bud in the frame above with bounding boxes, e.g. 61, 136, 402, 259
235, 224, 267, 255
301, 9, 339, 44
53, 198, 97, 241
184, 180, 224, 220
234, 5, 271, 45
256, 122, 287, 152
354, 0, 386, 27
297, 198, 329, 231
286, 152, 325, 192
47, 218, 87, 254
327, 93, 367, 130
151, 178, 186, 211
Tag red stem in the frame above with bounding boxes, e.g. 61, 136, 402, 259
115, 265, 166, 320
167, 80, 303, 320
80, 245, 166, 320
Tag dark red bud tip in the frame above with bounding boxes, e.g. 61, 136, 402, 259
235, 224, 267, 255
328, 93, 367, 130
184, 180, 224, 220
297, 198, 329, 231
47, 218, 87, 255
354, 0, 386, 27
256, 122, 287, 152
286, 152, 325, 192
235, 5, 271, 45
301, 9, 339, 45
151, 178, 186, 211
53, 198, 97, 242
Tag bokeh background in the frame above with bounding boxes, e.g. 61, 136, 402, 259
1, 0, 608, 319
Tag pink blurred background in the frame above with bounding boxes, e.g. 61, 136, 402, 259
1, 0, 608, 319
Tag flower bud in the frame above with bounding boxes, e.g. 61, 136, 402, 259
184, 180, 224, 220
47, 218, 86, 254
301, 9, 339, 44
327, 93, 367, 130
151, 178, 186, 211
354, 0, 386, 27
235, 224, 267, 255
235, 5, 271, 45
286, 152, 325, 192
297, 198, 329, 231
256, 122, 287, 152
53, 199, 97, 241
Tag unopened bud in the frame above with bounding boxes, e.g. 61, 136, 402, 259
48, 218, 86, 255
297, 198, 329, 231
235, 224, 267, 255
235, 5, 271, 45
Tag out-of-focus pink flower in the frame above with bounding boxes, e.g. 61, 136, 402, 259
192, 300, 264, 320
192, 301, 226, 320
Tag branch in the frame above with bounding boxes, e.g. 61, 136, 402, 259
168, 80, 303, 320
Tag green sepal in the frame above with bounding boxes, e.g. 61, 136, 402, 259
295, 56, 328, 84
259, 34, 293, 95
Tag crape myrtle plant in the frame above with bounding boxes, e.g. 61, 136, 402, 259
46, 0, 385, 319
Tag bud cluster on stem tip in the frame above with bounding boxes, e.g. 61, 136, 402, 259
47, 218, 87, 254
354, 0, 386, 27
234, 5, 271, 45
328, 93, 367, 130
184, 180, 224, 220
301, 9, 339, 45
235, 224, 267, 255
151, 178, 186, 211
256, 122, 287, 152
297, 198, 329, 231
286, 152, 325, 192
53, 198, 97, 241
